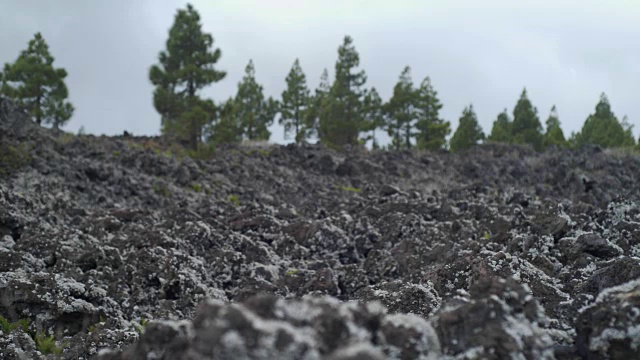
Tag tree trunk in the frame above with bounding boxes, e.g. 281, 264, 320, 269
405, 125, 411, 149
396, 119, 401, 150
191, 116, 198, 151
36, 94, 42, 125
187, 81, 198, 150
294, 107, 300, 144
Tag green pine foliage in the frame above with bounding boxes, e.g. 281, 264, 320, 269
234, 60, 276, 141
149, 3, 226, 150
450, 105, 485, 152
620, 115, 636, 148
162, 96, 216, 150
206, 97, 242, 145
0, 315, 29, 333
0, 143, 31, 177
175, 100, 212, 147
415, 77, 450, 150
575, 93, 635, 148
304, 68, 331, 140
385, 66, 418, 150
487, 109, 513, 143
362, 87, 385, 149
318, 36, 367, 148
280, 59, 311, 143
511, 88, 544, 150
543, 105, 567, 148
264, 96, 281, 139
1, 32, 74, 128
35, 333, 63, 355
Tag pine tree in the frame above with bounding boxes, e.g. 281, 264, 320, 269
511, 88, 543, 150
1, 32, 74, 128
543, 105, 567, 148
450, 105, 485, 152
415, 77, 450, 150
234, 60, 274, 141
161, 95, 215, 141
319, 36, 367, 148
487, 109, 512, 143
305, 68, 331, 141
577, 93, 634, 148
567, 132, 579, 149
149, 3, 226, 150
264, 96, 281, 137
362, 87, 385, 149
620, 115, 636, 148
280, 59, 310, 143
385, 66, 418, 150
206, 97, 242, 145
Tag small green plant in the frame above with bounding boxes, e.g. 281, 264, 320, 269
57, 132, 75, 144
0, 315, 11, 333
127, 141, 144, 151
228, 194, 240, 207
186, 143, 216, 161
255, 148, 271, 157
35, 333, 63, 355
0, 315, 29, 333
335, 185, 362, 193
153, 183, 171, 197
285, 269, 299, 276
112, 150, 121, 157
13, 318, 29, 332
190, 183, 202, 193
134, 317, 150, 335
483, 231, 490, 240
0, 143, 31, 176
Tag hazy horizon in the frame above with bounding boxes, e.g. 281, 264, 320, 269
1, 0, 639, 144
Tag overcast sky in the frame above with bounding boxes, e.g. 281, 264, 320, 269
1, 0, 639, 144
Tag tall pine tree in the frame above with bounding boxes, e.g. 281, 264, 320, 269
280, 59, 310, 143
620, 115, 636, 148
234, 60, 274, 141
206, 97, 242, 145
576, 93, 634, 148
149, 3, 225, 150
511, 88, 543, 150
543, 105, 567, 148
450, 105, 485, 152
362, 87, 385, 149
415, 77, 450, 150
386, 66, 418, 150
487, 109, 512, 143
305, 68, 331, 141
1, 32, 74, 129
318, 36, 367, 148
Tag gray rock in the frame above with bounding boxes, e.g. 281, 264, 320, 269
101, 295, 441, 360
575, 233, 622, 259
576, 279, 640, 359
2, 100, 640, 358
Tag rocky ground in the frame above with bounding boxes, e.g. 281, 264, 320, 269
1, 96, 640, 359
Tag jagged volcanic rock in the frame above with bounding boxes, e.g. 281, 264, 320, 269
1, 96, 640, 359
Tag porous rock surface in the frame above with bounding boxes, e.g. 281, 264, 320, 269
1, 96, 640, 359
